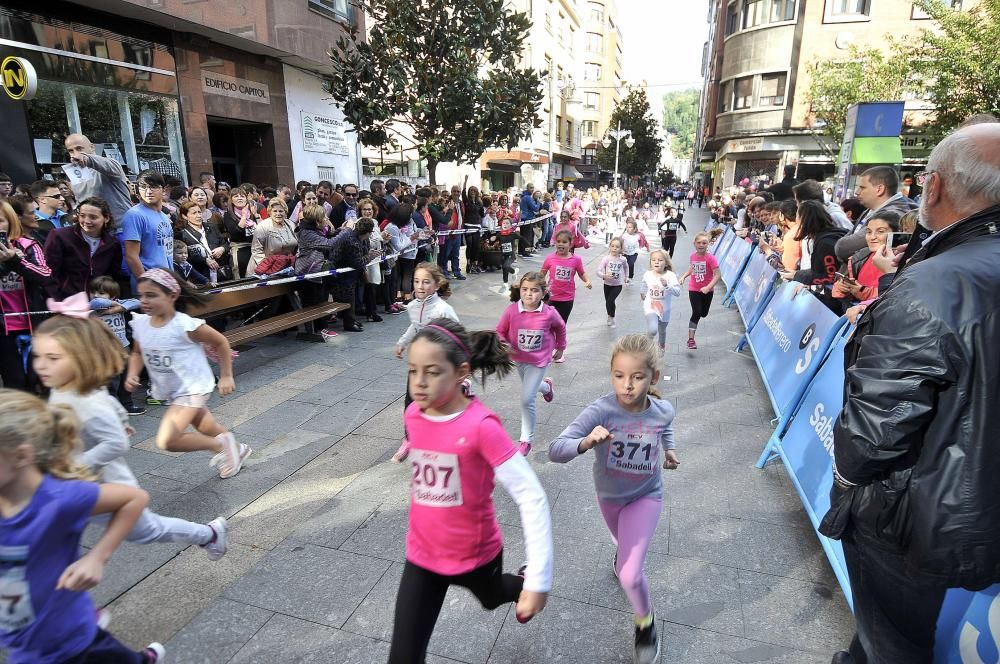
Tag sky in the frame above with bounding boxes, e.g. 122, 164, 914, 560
617, 0, 708, 94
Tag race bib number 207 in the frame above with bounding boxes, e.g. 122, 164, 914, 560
411, 450, 463, 507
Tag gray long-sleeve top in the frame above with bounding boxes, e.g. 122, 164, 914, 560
73, 153, 134, 233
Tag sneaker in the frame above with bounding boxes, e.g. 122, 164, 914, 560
389, 303, 406, 315
320, 328, 338, 340
542, 377, 554, 403
554, 353, 566, 364
687, 338, 697, 350
658, 345, 665, 354
611, 319, 617, 329
142, 642, 165, 663
214, 433, 251, 479
203, 517, 228, 561
517, 441, 532, 456
392, 437, 411, 463
367, 313, 384, 322
634, 613, 660, 664
613, 551, 619, 579
96, 607, 111, 630
145, 396, 168, 406
453, 272, 467, 280
125, 404, 147, 416
607, 316, 614, 326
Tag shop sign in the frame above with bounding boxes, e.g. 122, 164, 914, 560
301, 112, 349, 156
201, 71, 270, 104
726, 137, 764, 154
1, 56, 38, 101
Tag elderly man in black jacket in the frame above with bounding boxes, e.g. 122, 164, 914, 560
822, 122, 1000, 664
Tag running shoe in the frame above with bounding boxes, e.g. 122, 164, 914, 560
687, 338, 697, 350
453, 272, 467, 280
542, 377, 554, 403
214, 433, 251, 479
145, 396, 169, 406
96, 608, 111, 630
143, 642, 165, 663
517, 441, 532, 456
633, 612, 660, 664
613, 551, 619, 579
611, 319, 617, 328
392, 437, 411, 463
320, 328, 338, 340
607, 316, 614, 326
203, 517, 229, 561
554, 353, 566, 364
389, 303, 406, 315
125, 404, 147, 416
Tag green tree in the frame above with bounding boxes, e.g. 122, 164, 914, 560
324, 0, 545, 184
597, 87, 663, 183
805, 45, 916, 154
654, 167, 676, 188
661, 89, 700, 160
906, 0, 1000, 134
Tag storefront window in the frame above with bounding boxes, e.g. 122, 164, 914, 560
26, 80, 186, 183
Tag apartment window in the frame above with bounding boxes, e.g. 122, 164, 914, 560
583, 147, 597, 165
718, 81, 732, 113
556, 115, 563, 143
582, 120, 598, 137
586, 32, 603, 53
733, 76, 753, 109
758, 72, 787, 106
310, 0, 353, 22
569, 26, 576, 54
585, 92, 600, 109
912, 0, 961, 18
588, 1, 604, 22
771, 0, 796, 21
566, 119, 573, 146
742, 0, 766, 28
585, 63, 602, 81
725, 2, 740, 35
558, 13, 565, 45
829, 0, 870, 16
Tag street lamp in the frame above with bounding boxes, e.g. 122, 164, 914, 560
602, 120, 635, 189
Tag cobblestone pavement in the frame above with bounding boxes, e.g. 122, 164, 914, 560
66, 206, 852, 663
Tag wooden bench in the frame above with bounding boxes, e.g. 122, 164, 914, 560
224, 301, 350, 346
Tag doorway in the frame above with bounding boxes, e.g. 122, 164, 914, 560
207, 117, 277, 187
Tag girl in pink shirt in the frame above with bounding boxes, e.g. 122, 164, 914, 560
389, 318, 553, 663
496, 272, 567, 456
678, 232, 721, 350
541, 230, 593, 329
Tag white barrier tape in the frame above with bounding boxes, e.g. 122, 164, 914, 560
431, 210, 556, 237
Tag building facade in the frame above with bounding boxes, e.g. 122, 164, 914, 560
576, 0, 625, 188
695, 0, 964, 193
0, 0, 362, 188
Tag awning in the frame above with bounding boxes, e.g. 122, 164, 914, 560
851, 137, 903, 165
562, 165, 584, 180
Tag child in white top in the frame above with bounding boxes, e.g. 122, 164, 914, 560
33, 314, 228, 559
597, 238, 629, 327
125, 269, 250, 479
621, 220, 649, 285
639, 249, 682, 352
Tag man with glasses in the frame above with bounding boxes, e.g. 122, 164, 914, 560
0, 173, 12, 202
64, 133, 133, 232
835, 166, 917, 261
331, 184, 360, 229
29, 180, 67, 244
122, 170, 173, 284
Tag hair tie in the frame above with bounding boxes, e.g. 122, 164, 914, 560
141, 268, 180, 295
425, 324, 471, 361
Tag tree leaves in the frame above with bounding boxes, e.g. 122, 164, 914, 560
596, 87, 664, 181
662, 89, 700, 160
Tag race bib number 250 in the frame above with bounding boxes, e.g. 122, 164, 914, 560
411, 450, 463, 507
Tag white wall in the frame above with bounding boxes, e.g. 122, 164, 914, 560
282, 65, 361, 185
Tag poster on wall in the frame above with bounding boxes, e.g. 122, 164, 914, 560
301, 112, 349, 156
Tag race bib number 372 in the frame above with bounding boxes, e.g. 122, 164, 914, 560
411, 450, 463, 507
517, 329, 544, 352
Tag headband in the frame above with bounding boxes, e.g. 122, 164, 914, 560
425, 324, 471, 361
141, 268, 180, 295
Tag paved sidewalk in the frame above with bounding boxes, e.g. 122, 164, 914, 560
70, 206, 851, 662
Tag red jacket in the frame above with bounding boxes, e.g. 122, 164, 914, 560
44, 225, 125, 299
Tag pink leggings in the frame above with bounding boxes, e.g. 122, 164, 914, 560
598, 495, 663, 617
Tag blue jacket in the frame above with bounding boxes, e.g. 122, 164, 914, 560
519, 190, 540, 221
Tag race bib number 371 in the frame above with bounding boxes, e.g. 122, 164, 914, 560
606, 434, 658, 475
411, 450, 463, 507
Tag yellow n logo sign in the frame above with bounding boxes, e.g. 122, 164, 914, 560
1, 57, 36, 101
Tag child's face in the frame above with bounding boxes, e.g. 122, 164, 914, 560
519, 280, 544, 309
650, 254, 667, 273
694, 237, 710, 254
555, 236, 571, 255
407, 338, 467, 413
93, 290, 113, 301
32, 335, 77, 391
174, 246, 188, 263
611, 352, 658, 412
138, 282, 178, 317
626, 222, 637, 234
609, 240, 622, 256
412, 269, 438, 300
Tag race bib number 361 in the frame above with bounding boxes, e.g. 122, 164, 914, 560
411, 450, 463, 507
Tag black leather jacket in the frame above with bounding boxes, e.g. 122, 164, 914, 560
821, 205, 1000, 590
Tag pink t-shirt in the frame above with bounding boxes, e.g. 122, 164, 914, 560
688, 251, 720, 292
542, 253, 585, 302
496, 301, 567, 367
404, 398, 517, 575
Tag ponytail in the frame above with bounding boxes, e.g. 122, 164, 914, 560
45, 403, 96, 481
414, 318, 514, 384
0, 390, 95, 481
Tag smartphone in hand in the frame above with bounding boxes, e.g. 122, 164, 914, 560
887, 232, 912, 249
0, 230, 8, 247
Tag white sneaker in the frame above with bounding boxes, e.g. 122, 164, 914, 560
611, 319, 617, 328
607, 316, 614, 326
203, 517, 228, 561
143, 642, 166, 662
215, 433, 251, 479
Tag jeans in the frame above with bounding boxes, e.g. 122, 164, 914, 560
92, 508, 212, 546
516, 362, 551, 443
501, 253, 516, 284
541, 217, 554, 246
842, 532, 946, 664
441, 236, 462, 275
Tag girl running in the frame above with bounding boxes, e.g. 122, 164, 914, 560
597, 238, 628, 328
548, 335, 679, 664
496, 272, 566, 456
678, 233, 721, 350
392, 262, 458, 462
33, 314, 228, 559
621, 219, 649, 284
125, 269, 250, 478
388, 318, 552, 663
0, 389, 165, 663
496, 214, 519, 292
541, 230, 593, 333
639, 250, 682, 353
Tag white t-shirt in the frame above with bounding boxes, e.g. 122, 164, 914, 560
640, 270, 681, 320
130, 312, 216, 399
621, 232, 641, 256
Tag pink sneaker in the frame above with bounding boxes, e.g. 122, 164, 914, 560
320, 328, 338, 340
687, 338, 697, 350
517, 441, 532, 456
542, 377, 554, 403
392, 438, 411, 463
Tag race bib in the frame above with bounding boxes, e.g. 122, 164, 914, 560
606, 434, 659, 475
517, 329, 544, 352
648, 286, 663, 300
554, 266, 573, 281
608, 263, 622, 279
668, 223, 679, 231
0, 271, 21, 292
691, 262, 707, 282
0, 546, 35, 632
143, 350, 174, 372
411, 450, 463, 507
500, 241, 513, 253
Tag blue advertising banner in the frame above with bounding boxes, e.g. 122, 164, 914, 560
935, 586, 1000, 663
734, 249, 778, 329
720, 236, 752, 289
713, 227, 735, 258
744, 282, 844, 419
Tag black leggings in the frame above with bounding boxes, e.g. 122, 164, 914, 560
388, 551, 522, 664
625, 253, 638, 279
689, 290, 714, 329
604, 284, 622, 317
661, 235, 677, 257
0, 329, 29, 391
501, 253, 516, 283
550, 299, 573, 323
